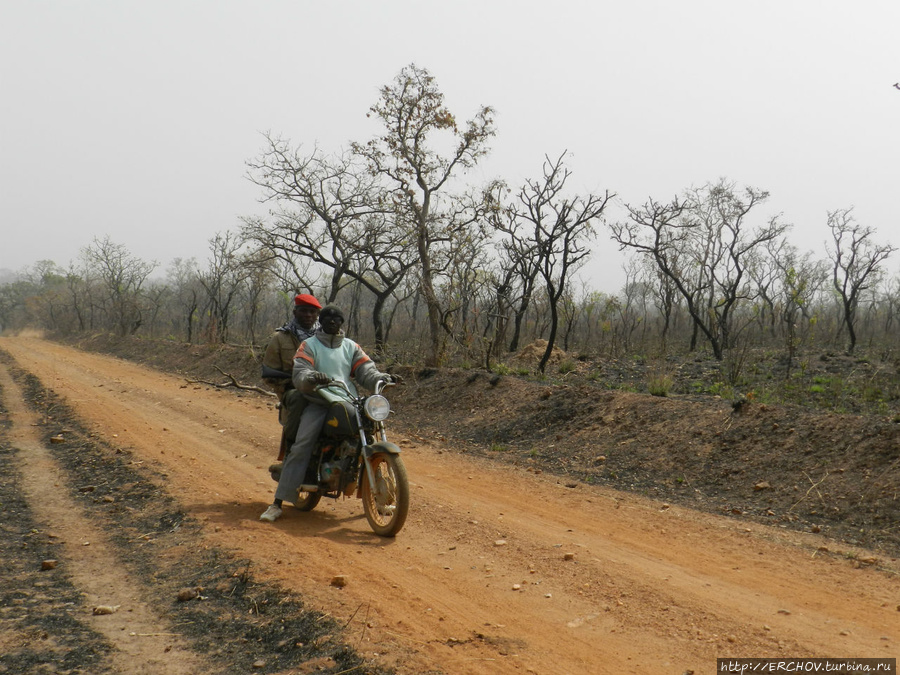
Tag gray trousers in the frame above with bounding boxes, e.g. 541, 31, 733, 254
277, 388, 309, 460
280, 388, 309, 445
274, 403, 328, 504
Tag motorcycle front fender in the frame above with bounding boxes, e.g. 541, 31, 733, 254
365, 441, 401, 457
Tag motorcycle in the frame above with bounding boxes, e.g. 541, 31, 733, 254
269, 378, 410, 537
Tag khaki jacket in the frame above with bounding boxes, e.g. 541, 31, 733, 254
262, 330, 302, 399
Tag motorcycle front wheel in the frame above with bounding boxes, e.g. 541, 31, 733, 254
361, 453, 409, 537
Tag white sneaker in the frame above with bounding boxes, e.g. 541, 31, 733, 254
259, 505, 282, 522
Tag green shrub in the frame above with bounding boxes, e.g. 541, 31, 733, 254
647, 373, 674, 397
862, 385, 884, 402
708, 381, 730, 397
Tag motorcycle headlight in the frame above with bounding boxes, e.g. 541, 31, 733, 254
364, 395, 391, 421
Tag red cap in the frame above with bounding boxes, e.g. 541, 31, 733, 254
294, 293, 322, 309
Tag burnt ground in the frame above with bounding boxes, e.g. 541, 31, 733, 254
69, 333, 900, 558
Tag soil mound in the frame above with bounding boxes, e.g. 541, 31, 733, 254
511, 339, 567, 364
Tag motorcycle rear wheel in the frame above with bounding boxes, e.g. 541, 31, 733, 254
361, 453, 409, 537
293, 489, 321, 511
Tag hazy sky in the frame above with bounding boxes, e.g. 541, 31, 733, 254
2, 1, 898, 292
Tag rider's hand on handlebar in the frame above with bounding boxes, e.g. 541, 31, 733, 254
310, 371, 332, 385
385, 373, 403, 385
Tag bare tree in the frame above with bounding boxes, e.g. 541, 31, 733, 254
746, 238, 785, 339
827, 208, 896, 353
25, 261, 71, 332
240, 250, 278, 345
437, 216, 503, 365
244, 138, 417, 355
197, 232, 250, 343
617, 258, 653, 354
245, 136, 383, 299
760, 239, 828, 365
479, 267, 513, 368
146, 282, 174, 338
353, 63, 496, 367
501, 153, 613, 372
81, 236, 158, 336
485, 195, 542, 354
881, 274, 900, 344
636, 254, 680, 354
64, 266, 91, 332
350, 211, 422, 356
165, 258, 203, 343
0, 280, 28, 333
610, 180, 787, 359
0, 262, 68, 333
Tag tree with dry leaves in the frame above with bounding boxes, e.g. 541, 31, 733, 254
352, 63, 496, 366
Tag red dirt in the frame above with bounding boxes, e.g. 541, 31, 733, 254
1, 335, 898, 674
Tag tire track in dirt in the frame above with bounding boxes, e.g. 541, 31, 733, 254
0, 362, 210, 675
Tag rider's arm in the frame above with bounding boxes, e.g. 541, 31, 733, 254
292, 340, 328, 394
351, 344, 394, 391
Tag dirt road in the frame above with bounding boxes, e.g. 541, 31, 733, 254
1, 336, 897, 674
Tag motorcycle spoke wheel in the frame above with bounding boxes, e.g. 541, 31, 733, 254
361, 453, 409, 537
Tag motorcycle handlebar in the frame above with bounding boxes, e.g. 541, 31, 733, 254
312, 378, 396, 396
375, 378, 397, 395
313, 379, 349, 393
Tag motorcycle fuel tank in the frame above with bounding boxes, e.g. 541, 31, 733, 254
322, 400, 357, 438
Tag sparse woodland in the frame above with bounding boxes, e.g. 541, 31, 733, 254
1, 65, 897, 411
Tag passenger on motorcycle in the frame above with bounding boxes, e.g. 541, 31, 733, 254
259, 304, 400, 522
261, 293, 321, 460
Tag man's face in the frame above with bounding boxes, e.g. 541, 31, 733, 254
293, 304, 320, 330
319, 312, 344, 335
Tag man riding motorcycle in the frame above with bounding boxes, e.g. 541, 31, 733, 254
260, 304, 400, 522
